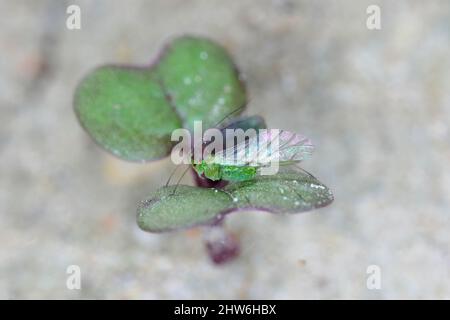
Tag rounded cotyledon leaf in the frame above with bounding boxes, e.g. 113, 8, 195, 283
156, 36, 247, 131
74, 36, 246, 162
224, 169, 334, 213
74, 67, 181, 161
137, 168, 333, 232
137, 185, 232, 232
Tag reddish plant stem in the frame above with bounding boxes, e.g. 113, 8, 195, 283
191, 168, 240, 265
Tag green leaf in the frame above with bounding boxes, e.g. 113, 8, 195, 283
74, 36, 246, 161
224, 169, 334, 213
137, 185, 231, 232
137, 169, 333, 232
74, 66, 181, 161
157, 36, 247, 131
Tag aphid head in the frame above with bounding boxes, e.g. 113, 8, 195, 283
192, 161, 205, 175
192, 161, 221, 181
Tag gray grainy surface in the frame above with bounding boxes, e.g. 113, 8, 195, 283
0, 0, 449, 299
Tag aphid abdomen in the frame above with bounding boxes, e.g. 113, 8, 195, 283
221, 165, 257, 182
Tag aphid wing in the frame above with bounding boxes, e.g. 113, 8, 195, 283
254, 130, 314, 165
210, 130, 314, 166
278, 130, 314, 162
211, 138, 255, 166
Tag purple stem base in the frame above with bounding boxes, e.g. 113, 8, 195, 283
205, 227, 240, 265
192, 169, 240, 265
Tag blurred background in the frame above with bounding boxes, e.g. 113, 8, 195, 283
0, 0, 449, 299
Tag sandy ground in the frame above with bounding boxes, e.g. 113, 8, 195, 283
0, 0, 449, 299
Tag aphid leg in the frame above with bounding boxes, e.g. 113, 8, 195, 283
165, 165, 180, 187
220, 188, 235, 201
293, 164, 317, 179
171, 165, 191, 196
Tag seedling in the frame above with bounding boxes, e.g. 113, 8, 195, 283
74, 36, 333, 264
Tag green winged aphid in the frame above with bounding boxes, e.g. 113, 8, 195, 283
73, 34, 334, 264
192, 126, 315, 182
